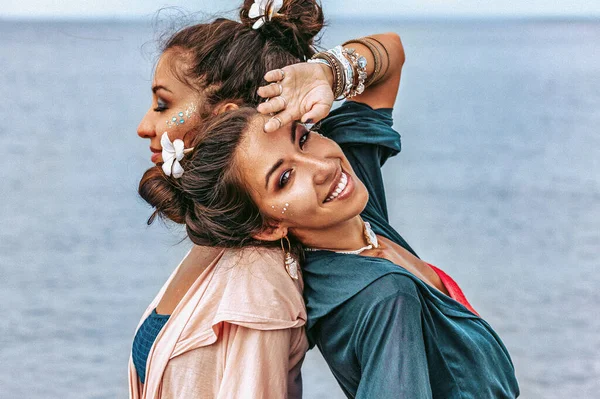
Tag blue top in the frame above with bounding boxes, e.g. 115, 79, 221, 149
304, 101, 520, 398
131, 309, 170, 384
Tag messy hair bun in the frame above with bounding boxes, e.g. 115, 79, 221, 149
138, 167, 190, 226
240, 0, 325, 61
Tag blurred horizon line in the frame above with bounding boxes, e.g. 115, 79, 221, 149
2, 14, 600, 23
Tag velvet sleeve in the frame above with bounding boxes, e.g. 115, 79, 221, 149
353, 281, 432, 398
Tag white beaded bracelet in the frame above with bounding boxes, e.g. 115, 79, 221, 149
327, 45, 355, 98
342, 47, 368, 97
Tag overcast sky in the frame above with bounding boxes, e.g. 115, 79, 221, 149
2, 0, 600, 19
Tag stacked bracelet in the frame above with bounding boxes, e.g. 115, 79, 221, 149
310, 44, 369, 100
308, 52, 346, 99
343, 38, 381, 87
364, 36, 389, 85
342, 47, 368, 97
328, 45, 355, 98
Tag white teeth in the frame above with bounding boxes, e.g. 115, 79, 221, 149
325, 172, 348, 203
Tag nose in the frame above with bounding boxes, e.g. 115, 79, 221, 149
302, 154, 336, 186
137, 109, 156, 139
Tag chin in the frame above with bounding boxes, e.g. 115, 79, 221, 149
353, 183, 370, 215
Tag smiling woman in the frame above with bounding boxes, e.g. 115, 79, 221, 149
139, 28, 520, 394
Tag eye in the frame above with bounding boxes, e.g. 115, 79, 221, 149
278, 169, 292, 188
153, 98, 168, 112
299, 130, 311, 149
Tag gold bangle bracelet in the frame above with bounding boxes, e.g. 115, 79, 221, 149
312, 51, 346, 99
364, 36, 390, 85
343, 38, 381, 87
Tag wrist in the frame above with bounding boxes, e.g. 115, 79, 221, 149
317, 63, 335, 89
307, 59, 336, 94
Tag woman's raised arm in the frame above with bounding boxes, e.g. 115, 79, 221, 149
349, 32, 405, 109
257, 32, 406, 131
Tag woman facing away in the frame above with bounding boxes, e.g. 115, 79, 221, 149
129, 1, 326, 397
139, 12, 520, 399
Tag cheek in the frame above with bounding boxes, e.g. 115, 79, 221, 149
261, 185, 319, 220
164, 104, 200, 141
165, 118, 202, 146
166, 125, 188, 142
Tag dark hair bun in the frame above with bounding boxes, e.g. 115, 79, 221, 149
240, 0, 325, 60
139, 166, 188, 225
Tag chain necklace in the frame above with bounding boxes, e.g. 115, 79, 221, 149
304, 220, 379, 255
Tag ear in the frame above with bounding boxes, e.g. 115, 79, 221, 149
252, 224, 288, 242
213, 102, 240, 115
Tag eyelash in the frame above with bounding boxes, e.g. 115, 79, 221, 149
153, 98, 168, 112
278, 130, 312, 188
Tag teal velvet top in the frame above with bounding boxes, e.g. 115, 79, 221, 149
304, 101, 520, 398
132, 309, 170, 384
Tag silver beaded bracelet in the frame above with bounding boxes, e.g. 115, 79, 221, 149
342, 47, 368, 97
327, 45, 354, 98
310, 44, 369, 100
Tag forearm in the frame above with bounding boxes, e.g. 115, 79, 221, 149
343, 33, 404, 108
315, 33, 404, 108
256, 33, 405, 129
344, 33, 405, 88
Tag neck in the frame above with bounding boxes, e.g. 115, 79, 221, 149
293, 216, 367, 251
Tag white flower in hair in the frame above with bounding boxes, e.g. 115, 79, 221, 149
249, 0, 283, 29
161, 132, 186, 179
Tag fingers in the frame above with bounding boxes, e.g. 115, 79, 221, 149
257, 82, 283, 99
256, 96, 287, 115
301, 103, 331, 124
264, 67, 287, 83
264, 110, 294, 133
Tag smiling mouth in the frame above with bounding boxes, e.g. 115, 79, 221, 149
324, 171, 349, 203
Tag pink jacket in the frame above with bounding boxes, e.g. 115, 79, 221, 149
128, 248, 308, 399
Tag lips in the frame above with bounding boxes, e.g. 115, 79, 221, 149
324, 170, 349, 203
150, 147, 161, 163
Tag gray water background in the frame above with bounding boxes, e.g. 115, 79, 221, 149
0, 17, 599, 398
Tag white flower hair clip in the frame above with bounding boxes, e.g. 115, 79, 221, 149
161, 132, 192, 179
249, 0, 283, 29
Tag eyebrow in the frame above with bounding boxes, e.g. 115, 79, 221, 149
291, 120, 297, 144
152, 85, 172, 94
264, 121, 299, 189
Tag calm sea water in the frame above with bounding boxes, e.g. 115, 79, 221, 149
0, 18, 599, 399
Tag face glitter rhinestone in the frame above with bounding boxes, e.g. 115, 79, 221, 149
166, 103, 198, 128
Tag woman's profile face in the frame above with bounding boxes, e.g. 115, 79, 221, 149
137, 50, 201, 164
235, 117, 370, 236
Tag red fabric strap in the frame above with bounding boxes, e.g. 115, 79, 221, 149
428, 264, 479, 316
